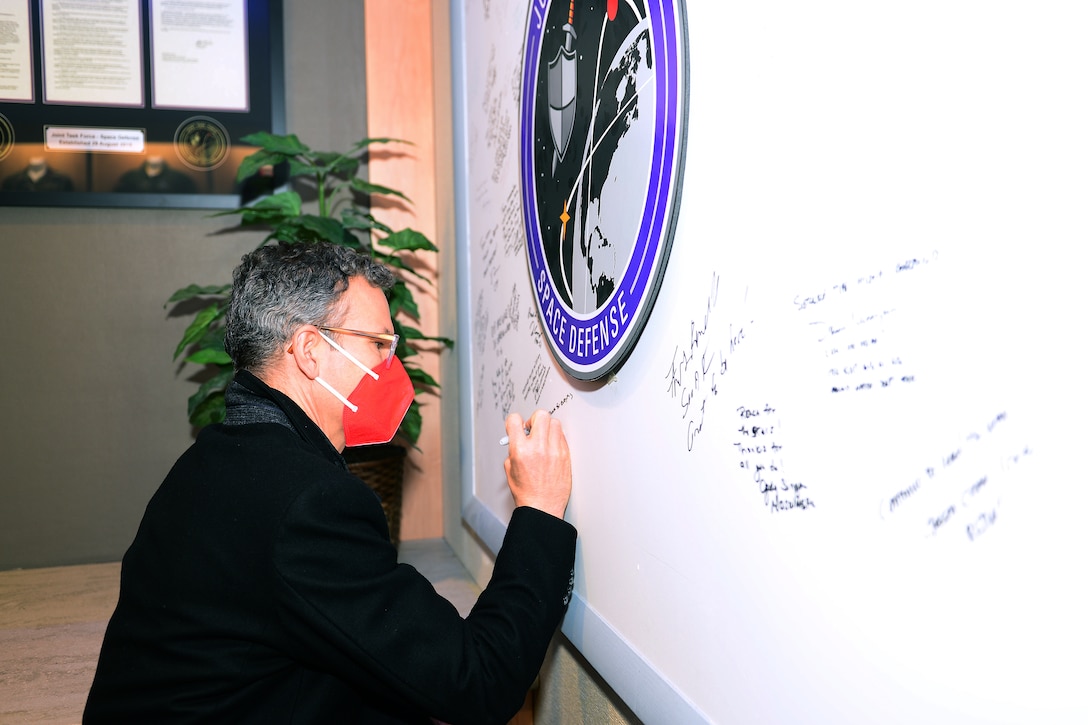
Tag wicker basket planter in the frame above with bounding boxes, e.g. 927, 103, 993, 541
342, 444, 407, 545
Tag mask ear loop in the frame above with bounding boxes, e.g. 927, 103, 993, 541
317, 330, 379, 380
315, 376, 358, 412
314, 330, 380, 414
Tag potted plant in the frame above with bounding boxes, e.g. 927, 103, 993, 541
168, 131, 453, 542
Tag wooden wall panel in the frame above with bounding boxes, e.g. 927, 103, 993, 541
365, 0, 443, 540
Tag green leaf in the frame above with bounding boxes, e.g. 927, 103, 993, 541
350, 137, 408, 152
328, 156, 361, 178
385, 280, 412, 313
339, 215, 379, 233
312, 150, 343, 167
416, 333, 454, 349
186, 367, 234, 419
396, 322, 425, 340
239, 132, 309, 156
372, 253, 414, 278
348, 178, 411, 202
399, 402, 422, 448
391, 297, 417, 323
196, 324, 226, 347
186, 348, 232, 365
235, 148, 285, 184
392, 320, 454, 359
244, 191, 303, 219
370, 248, 431, 289
189, 390, 227, 428
292, 215, 350, 244
343, 210, 393, 235
406, 366, 440, 389
296, 214, 346, 236
211, 191, 303, 226
287, 157, 321, 179
186, 326, 228, 364
263, 224, 302, 244
173, 304, 223, 359
393, 323, 453, 351
378, 228, 437, 253
166, 283, 231, 306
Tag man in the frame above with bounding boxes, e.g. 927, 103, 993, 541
1, 156, 75, 192
84, 243, 576, 724
113, 156, 198, 193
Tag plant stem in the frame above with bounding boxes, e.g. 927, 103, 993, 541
317, 167, 328, 218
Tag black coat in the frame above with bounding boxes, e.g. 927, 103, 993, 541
84, 371, 576, 724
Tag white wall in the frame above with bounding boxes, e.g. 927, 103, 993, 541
451, 1, 1088, 723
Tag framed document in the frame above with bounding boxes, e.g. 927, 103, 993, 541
0, 0, 34, 103
41, 0, 144, 108
150, 0, 248, 111
0, 0, 284, 209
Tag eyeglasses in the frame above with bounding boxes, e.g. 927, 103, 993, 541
318, 326, 400, 369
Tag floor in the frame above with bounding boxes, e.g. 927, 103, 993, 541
0, 539, 497, 725
0, 562, 119, 725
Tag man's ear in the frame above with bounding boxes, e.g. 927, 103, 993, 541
287, 326, 325, 380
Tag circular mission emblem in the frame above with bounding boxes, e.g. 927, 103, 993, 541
0, 113, 14, 162
520, 0, 688, 380
174, 116, 230, 171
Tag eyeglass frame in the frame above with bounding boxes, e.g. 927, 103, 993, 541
317, 326, 400, 369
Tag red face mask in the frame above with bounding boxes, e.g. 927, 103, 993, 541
316, 331, 415, 446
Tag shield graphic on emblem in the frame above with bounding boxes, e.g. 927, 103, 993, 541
547, 24, 578, 173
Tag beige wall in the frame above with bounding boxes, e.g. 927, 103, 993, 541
0, 210, 258, 568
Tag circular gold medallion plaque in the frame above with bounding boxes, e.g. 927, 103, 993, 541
174, 116, 230, 171
0, 114, 15, 162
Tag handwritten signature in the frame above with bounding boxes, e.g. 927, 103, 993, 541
663, 272, 752, 452
879, 410, 1030, 543
734, 403, 815, 514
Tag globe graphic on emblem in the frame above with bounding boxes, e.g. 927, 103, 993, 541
523, 0, 686, 380
567, 20, 654, 314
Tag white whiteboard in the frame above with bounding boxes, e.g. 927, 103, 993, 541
450, 2, 1088, 723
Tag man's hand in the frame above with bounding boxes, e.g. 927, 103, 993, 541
503, 411, 572, 519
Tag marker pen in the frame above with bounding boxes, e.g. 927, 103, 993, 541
499, 427, 531, 446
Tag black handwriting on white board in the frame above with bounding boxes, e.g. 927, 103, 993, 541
527, 305, 544, 348
474, 362, 486, 416
520, 355, 550, 407
791, 251, 939, 312
548, 393, 573, 415
480, 225, 501, 291
490, 358, 515, 417
878, 410, 1031, 543
490, 283, 521, 352
483, 45, 512, 183
793, 251, 937, 395
734, 404, 816, 514
473, 291, 489, 359
500, 185, 524, 258
662, 272, 751, 452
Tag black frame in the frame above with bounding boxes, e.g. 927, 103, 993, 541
0, 0, 285, 209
